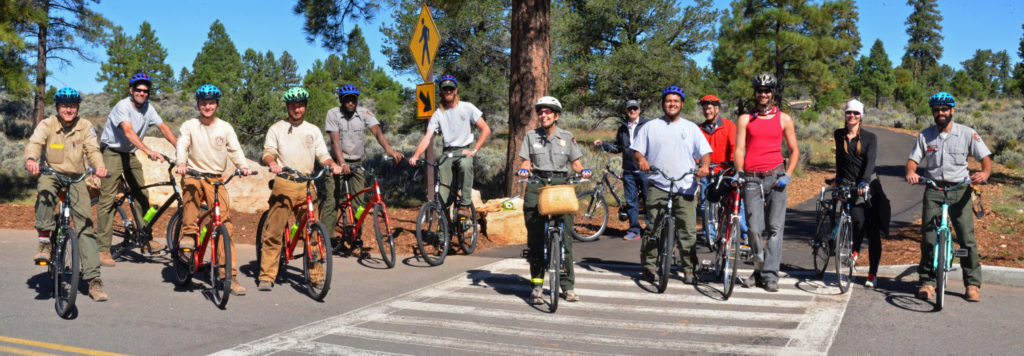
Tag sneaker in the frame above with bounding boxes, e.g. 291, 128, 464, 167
563, 289, 580, 302
764, 280, 779, 292
146, 240, 165, 255
257, 281, 273, 291
230, 280, 247, 296
965, 285, 981, 302
99, 251, 116, 267
530, 286, 543, 305
744, 272, 765, 288
682, 271, 695, 285
623, 231, 641, 240
864, 274, 877, 288
178, 238, 196, 251
34, 241, 51, 265
917, 284, 935, 300
641, 269, 656, 283
88, 278, 108, 302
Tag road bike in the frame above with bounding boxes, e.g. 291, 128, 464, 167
519, 173, 588, 312
167, 169, 249, 308
331, 156, 398, 268
413, 152, 479, 266
256, 167, 333, 301
572, 153, 632, 242
38, 166, 95, 318
108, 154, 181, 260
917, 177, 972, 310
811, 178, 863, 293
699, 167, 748, 300
644, 167, 696, 293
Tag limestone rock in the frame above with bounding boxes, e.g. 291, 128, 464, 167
481, 196, 526, 246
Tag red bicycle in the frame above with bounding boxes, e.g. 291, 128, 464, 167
332, 156, 397, 268
256, 167, 333, 301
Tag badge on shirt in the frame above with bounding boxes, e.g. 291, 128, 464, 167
559, 139, 566, 147
305, 134, 315, 147
926, 144, 938, 153
533, 142, 543, 148
973, 133, 982, 142
50, 144, 64, 149
214, 136, 227, 150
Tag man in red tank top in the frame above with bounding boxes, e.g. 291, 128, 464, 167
733, 72, 800, 292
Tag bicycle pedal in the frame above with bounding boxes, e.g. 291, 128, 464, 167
739, 245, 751, 252
521, 249, 530, 259
954, 249, 969, 258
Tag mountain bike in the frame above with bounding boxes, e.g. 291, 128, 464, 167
109, 154, 181, 259
917, 177, 972, 310
700, 168, 747, 300
331, 156, 398, 268
811, 182, 838, 278
519, 173, 588, 313
413, 152, 479, 266
255, 167, 333, 301
167, 169, 249, 308
572, 153, 630, 242
815, 178, 864, 293
644, 167, 697, 293
38, 166, 95, 318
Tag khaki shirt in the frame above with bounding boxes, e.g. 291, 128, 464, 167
908, 123, 991, 182
176, 117, 249, 174
262, 120, 332, 175
324, 106, 380, 161
25, 116, 104, 175
518, 127, 583, 173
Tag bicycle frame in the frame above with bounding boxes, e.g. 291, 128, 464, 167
593, 156, 626, 208
276, 168, 331, 265
920, 178, 969, 275
336, 167, 388, 239
182, 171, 242, 271
114, 157, 182, 238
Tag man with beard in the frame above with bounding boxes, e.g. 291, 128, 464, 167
905, 92, 991, 302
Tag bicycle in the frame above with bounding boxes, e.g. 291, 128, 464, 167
108, 153, 181, 260
255, 167, 333, 301
413, 152, 479, 266
916, 177, 972, 310
38, 166, 95, 318
572, 153, 633, 242
331, 156, 398, 268
697, 162, 731, 250
811, 178, 864, 293
166, 169, 249, 308
644, 167, 697, 293
519, 173, 588, 312
699, 167, 748, 300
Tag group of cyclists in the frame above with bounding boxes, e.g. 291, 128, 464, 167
25, 68, 991, 308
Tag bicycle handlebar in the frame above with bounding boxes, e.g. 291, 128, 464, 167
277, 166, 330, 182
39, 165, 96, 184
416, 152, 467, 167
517, 172, 590, 185
185, 168, 252, 186
649, 167, 697, 182
916, 177, 971, 191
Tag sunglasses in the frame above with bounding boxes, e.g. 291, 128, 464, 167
627, 107, 640, 111
132, 88, 150, 94
440, 87, 456, 92
536, 108, 556, 115
755, 88, 772, 94
845, 111, 861, 115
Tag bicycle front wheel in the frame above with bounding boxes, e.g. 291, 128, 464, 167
723, 219, 741, 300
546, 228, 562, 313
167, 210, 193, 286
372, 203, 396, 268
415, 202, 450, 266
935, 229, 950, 310
54, 227, 80, 318
812, 203, 833, 277
656, 217, 675, 293
571, 190, 607, 242
835, 219, 853, 293
208, 225, 231, 309
304, 222, 333, 301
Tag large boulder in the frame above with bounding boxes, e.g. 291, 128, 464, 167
480, 197, 526, 246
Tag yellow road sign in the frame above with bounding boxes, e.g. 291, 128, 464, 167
409, 4, 440, 82
416, 83, 435, 119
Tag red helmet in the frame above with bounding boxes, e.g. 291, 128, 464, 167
699, 94, 720, 106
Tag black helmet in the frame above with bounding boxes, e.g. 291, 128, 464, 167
751, 72, 777, 88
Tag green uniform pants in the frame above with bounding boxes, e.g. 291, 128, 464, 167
35, 175, 101, 280
318, 163, 366, 237
439, 149, 473, 206
97, 148, 150, 252
918, 185, 982, 287
641, 186, 698, 272
523, 179, 575, 291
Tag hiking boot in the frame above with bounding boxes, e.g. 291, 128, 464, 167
530, 285, 544, 305
34, 241, 51, 265
764, 280, 779, 292
682, 271, 695, 285
563, 289, 580, 302
231, 280, 247, 296
99, 251, 116, 267
178, 237, 196, 251
864, 274, 877, 288
641, 269, 656, 283
623, 231, 641, 240
146, 240, 165, 255
257, 281, 273, 291
965, 285, 981, 302
88, 278, 108, 302
917, 285, 935, 300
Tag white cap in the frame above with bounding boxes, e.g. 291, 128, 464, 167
844, 99, 864, 115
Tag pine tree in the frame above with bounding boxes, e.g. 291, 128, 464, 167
0, 1, 40, 97
183, 20, 242, 101
294, 0, 379, 53
901, 0, 943, 82
1012, 24, 1024, 96
96, 22, 174, 105
850, 39, 896, 108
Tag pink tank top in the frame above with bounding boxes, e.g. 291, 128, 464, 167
744, 107, 784, 171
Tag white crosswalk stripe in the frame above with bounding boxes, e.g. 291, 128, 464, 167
216, 258, 851, 355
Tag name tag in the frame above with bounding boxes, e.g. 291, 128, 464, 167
50, 144, 64, 149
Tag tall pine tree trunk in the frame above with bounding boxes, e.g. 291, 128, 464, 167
504, 0, 550, 197
33, 0, 49, 126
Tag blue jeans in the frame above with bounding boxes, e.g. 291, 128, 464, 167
622, 171, 648, 234
699, 177, 748, 243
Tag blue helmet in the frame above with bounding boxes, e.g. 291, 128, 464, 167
195, 84, 221, 100
129, 72, 152, 87
928, 92, 956, 107
662, 86, 686, 100
54, 87, 82, 104
337, 84, 359, 97
439, 74, 458, 89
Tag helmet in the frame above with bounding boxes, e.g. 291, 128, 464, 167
751, 72, 777, 88
699, 94, 720, 106
336, 84, 359, 97
662, 86, 686, 100
534, 96, 562, 112
54, 87, 82, 104
928, 92, 955, 107
129, 72, 153, 87
439, 74, 458, 88
844, 99, 864, 115
282, 87, 310, 103
195, 84, 221, 100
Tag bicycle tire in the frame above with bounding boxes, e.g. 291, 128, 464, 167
208, 225, 231, 308
812, 201, 833, 277
835, 219, 853, 293
334, 203, 360, 256
546, 226, 561, 313
54, 227, 80, 318
454, 202, 479, 254
303, 222, 332, 301
935, 229, 949, 310
167, 210, 193, 286
723, 219, 741, 300
415, 202, 450, 266
700, 201, 720, 250
109, 204, 132, 260
372, 203, 396, 268
571, 190, 607, 242
657, 217, 674, 293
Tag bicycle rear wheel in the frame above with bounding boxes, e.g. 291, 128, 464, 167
167, 210, 193, 286
546, 228, 562, 313
208, 225, 231, 309
656, 217, 675, 293
571, 190, 607, 242
453, 200, 479, 254
372, 203, 396, 268
835, 219, 853, 293
304, 222, 333, 301
812, 201, 833, 277
109, 203, 133, 259
935, 229, 950, 310
723, 218, 741, 300
415, 202, 450, 266
54, 227, 80, 318
700, 201, 720, 250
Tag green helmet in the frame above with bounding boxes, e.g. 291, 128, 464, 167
282, 87, 310, 103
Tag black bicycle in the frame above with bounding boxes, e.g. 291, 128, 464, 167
644, 167, 697, 293
520, 173, 588, 313
413, 152, 479, 266
38, 166, 96, 318
108, 154, 181, 259
572, 153, 634, 242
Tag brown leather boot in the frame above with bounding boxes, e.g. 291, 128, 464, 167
965, 285, 981, 302
917, 284, 935, 300
89, 278, 109, 302
34, 241, 51, 265
99, 251, 116, 267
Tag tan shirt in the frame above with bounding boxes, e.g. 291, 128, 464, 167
262, 119, 332, 175
176, 117, 249, 174
25, 116, 104, 175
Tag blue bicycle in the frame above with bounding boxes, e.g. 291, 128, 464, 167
917, 177, 972, 310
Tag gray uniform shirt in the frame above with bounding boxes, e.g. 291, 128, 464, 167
518, 127, 583, 174
427, 101, 482, 148
324, 106, 380, 161
909, 122, 991, 182
630, 116, 712, 195
100, 97, 163, 153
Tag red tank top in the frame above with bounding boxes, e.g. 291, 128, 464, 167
744, 107, 784, 171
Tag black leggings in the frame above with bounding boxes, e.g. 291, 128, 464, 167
850, 181, 890, 275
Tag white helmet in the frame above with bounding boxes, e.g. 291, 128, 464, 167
534, 96, 562, 112
844, 99, 864, 116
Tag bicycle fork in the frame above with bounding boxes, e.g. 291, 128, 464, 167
933, 204, 969, 273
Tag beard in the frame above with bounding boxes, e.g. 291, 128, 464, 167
933, 115, 952, 130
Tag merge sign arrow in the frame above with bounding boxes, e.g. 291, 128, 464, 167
416, 83, 435, 119
409, 4, 441, 82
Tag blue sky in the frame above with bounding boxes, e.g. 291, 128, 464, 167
50, 1, 1024, 94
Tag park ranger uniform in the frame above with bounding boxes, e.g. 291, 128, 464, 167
319, 106, 379, 237
427, 101, 482, 206
518, 126, 584, 291
908, 122, 991, 288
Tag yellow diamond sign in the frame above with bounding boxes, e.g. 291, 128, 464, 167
409, 4, 440, 82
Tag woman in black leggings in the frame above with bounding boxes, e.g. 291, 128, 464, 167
833, 99, 891, 288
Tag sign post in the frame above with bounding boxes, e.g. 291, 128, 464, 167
409, 4, 441, 199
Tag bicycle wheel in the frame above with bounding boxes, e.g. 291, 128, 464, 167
812, 202, 833, 277
303, 222, 332, 301
109, 203, 133, 259
723, 219, 741, 300
334, 203, 360, 256
167, 210, 193, 286
207, 225, 231, 308
454, 202, 479, 254
700, 201, 720, 250
656, 217, 675, 293
415, 202, 450, 266
935, 229, 950, 310
546, 227, 562, 313
835, 219, 853, 293
54, 227, 80, 318
571, 190, 607, 242
372, 203, 396, 268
